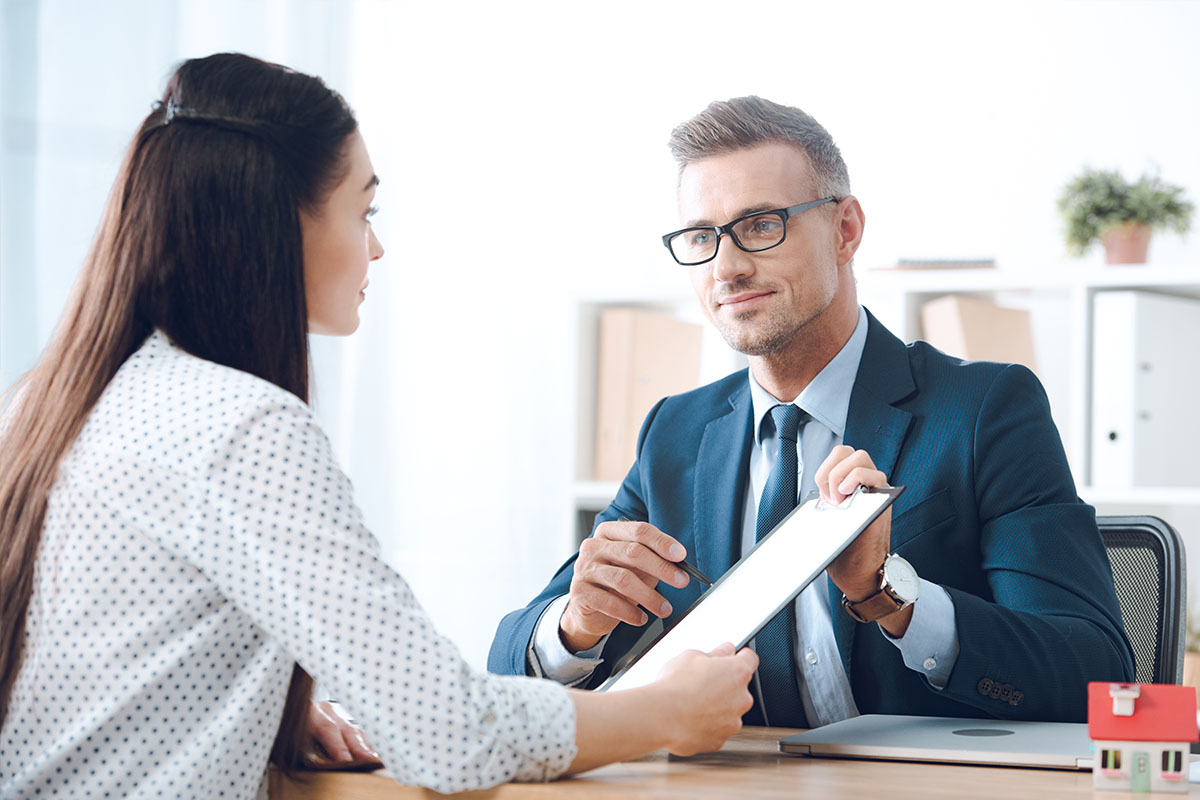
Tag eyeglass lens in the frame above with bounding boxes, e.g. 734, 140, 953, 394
669, 212, 786, 264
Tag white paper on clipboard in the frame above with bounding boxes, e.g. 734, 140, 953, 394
598, 485, 904, 693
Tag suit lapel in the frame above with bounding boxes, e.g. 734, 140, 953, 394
693, 377, 754, 583
830, 310, 917, 677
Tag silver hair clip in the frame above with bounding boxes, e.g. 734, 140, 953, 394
152, 99, 185, 127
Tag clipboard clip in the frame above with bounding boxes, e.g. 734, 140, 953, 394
813, 485, 898, 511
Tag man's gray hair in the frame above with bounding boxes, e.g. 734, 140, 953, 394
668, 96, 851, 198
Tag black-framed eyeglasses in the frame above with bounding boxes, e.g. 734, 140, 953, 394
661, 196, 840, 266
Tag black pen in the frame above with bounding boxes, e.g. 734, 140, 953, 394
618, 517, 713, 587
676, 558, 714, 587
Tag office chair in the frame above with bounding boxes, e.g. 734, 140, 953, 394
1098, 515, 1187, 685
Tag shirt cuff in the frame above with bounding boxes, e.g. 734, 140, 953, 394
528, 594, 609, 686
878, 579, 959, 690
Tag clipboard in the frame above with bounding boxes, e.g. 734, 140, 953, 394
598, 485, 904, 693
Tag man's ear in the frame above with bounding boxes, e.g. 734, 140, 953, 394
834, 196, 865, 268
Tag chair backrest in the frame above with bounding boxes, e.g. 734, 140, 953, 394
1098, 515, 1187, 685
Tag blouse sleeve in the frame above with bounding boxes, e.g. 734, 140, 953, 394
177, 396, 576, 792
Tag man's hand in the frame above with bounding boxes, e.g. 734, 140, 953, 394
816, 446, 912, 636
560, 519, 692, 653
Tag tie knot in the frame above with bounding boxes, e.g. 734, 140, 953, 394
769, 404, 806, 442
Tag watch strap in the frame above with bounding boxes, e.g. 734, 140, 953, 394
841, 586, 905, 623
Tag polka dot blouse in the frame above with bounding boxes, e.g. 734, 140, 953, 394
0, 330, 576, 798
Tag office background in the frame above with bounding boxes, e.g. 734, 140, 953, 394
2, 0, 1198, 669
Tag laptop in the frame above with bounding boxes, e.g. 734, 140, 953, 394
778, 714, 1094, 770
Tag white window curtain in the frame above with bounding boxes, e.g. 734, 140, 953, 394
0, 0, 369, 545
0, 0, 413, 627
0, 0, 580, 671
0, 0, 352, 386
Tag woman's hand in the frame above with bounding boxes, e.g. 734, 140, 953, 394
304, 700, 382, 770
566, 643, 757, 774
652, 643, 758, 755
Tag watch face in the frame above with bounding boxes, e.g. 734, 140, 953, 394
884, 555, 920, 603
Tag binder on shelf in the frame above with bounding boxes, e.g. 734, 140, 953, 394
918, 295, 1038, 374
1091, 291, 1200, 488
593, 308, 702, 482
876, 258, 996, 271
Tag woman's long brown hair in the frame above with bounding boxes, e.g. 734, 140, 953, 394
0, 53, 357, 771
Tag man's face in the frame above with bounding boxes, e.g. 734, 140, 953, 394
677, 142, 844, 357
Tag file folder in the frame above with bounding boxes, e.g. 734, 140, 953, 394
1091, 291, 1200, 488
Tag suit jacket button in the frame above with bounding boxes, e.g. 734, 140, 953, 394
977, 677, 994, 696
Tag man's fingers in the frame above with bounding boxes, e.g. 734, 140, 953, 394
827, 465, 886, 502
836, 466, 887, 495
824, 451, 868, 500
567, 520, 689, 643
579, 535, 689, 589
815, 445, 855, 500
569, 583, 653, 628
572, 562, 678, 626
594, 519, 687, 564
593, 564, 673, 617
819, 448, 886, 502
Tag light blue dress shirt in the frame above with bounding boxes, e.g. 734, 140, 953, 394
531, 307, 960, 720
744, 305, 958, 726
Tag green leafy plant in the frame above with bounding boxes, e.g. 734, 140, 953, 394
1057, 168, 1194, 255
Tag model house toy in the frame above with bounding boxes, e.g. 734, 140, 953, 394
1088, 681, 1197, 793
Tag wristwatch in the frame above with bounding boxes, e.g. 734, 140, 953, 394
841, 553, 920, 623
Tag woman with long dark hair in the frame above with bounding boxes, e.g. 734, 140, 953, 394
0, 53, 756, 798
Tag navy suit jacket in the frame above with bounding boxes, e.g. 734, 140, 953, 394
489, 310, 1134, 721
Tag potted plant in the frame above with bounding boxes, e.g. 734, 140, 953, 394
1057, 168, 1194, 264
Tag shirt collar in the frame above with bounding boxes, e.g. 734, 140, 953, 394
749, 305, 869, 445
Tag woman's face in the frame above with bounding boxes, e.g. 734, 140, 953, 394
301, 131, 385, 335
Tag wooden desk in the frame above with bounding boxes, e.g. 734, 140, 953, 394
271, 726, 1125, 799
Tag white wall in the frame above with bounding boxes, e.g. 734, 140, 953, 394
344, 0, 1200, 666
3, 0, 1199, 669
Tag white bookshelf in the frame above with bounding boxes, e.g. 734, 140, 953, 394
568, 264, 1200, 556
1079, 487, 1200, 507
567, 287, 744, 547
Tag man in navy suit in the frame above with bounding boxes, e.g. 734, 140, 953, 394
489, 96, 1133, 726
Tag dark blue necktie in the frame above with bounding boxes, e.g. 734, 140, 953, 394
749, 403, 808, 727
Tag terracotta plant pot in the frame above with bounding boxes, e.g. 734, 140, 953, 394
1101, 222, 1152, 265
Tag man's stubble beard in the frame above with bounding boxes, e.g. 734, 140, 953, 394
714, 307, 805, 357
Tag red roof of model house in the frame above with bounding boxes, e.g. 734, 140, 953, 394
1088, 682, 1198, 742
